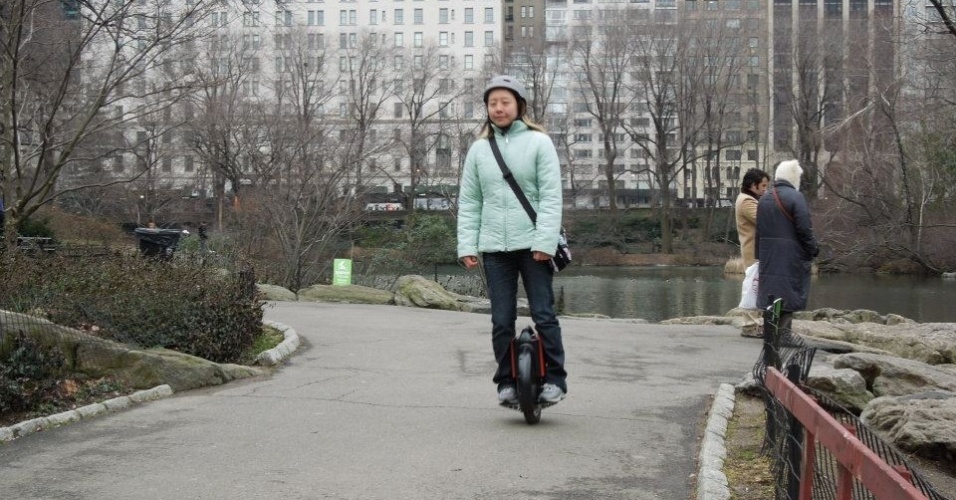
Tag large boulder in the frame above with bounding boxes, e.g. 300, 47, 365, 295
0, 311, 266, 392
795, 320, 956, 365
257, 284, 297, 301
805, 362, 874, 412
832, 352, 956, 397
392, 275, 462, 311
861, 391, 956, 463
297, 284, 394, 305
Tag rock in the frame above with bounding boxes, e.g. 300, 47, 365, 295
297, 284, 394, 305
392, 275, 461, 311
805, 363, 874, 412
832, 352, 956, 397
861, 391, 956, 463
257, 284, 297, 301
0, 310, 267, 393
661, 315, 738, 326
797, 321, 956, 364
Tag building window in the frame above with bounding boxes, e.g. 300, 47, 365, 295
276, 10, 292, 26
439, 31, 448, 46
439, 8, 448, 23
394, 103, 403, 118
307, 10, 323, 26
464, 8, 473, 23
484, 31, 493, 46
394, 32, 404, 47
414, 8, 422, 24
464, 31, 474, 47
394, 8, 403, 24
414, 32, 423, 47
464, 54, 473, 69
484, 7, 493, 23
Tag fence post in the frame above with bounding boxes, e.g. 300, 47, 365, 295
763, 296, 783, 452
785, 363, 804, 500
836, 423, 858, 500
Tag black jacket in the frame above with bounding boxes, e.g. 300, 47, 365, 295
755, 180, 819, 311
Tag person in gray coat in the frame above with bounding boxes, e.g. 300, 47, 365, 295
755, 160, 819, 335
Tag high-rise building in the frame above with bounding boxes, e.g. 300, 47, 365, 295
768, 0, 900, 196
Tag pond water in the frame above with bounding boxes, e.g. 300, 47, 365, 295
423, 265, 955, 324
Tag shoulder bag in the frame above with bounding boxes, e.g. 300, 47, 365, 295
488, 135, 572, 272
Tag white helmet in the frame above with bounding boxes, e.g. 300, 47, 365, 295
483, 75, 528, 104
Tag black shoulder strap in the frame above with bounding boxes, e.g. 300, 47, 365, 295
488, 135, 537, 225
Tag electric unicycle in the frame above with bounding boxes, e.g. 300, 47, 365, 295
501, 326, 554, 424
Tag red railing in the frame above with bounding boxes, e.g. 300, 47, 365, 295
764, 367, 929, 500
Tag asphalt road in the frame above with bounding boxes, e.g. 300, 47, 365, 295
0, 302, 759, 500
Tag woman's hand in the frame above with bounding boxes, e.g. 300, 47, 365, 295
532, 251, 552, 262
461, 256, 479, 269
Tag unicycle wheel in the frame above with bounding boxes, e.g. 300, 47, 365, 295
517, 349, 541, 425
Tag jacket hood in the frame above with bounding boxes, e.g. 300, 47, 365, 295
775, 160, 803, 191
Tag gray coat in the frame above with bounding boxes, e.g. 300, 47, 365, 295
755, 180, 819, 311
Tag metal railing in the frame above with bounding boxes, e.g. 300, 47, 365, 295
752, 297, 951, 500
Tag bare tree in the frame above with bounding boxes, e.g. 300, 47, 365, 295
337, 31, 397, 195
772, 13, 851, 199
185, 29, 266, 230
568, 8, 637, 213
680, 15, 750, 239
0, 0, 215, 243
392, 43, 461, 209
816, 6, 956, 272
928, 0, 956, 39
620, 15, 688, 253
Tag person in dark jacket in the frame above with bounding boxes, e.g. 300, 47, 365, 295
755, 160, 819, 336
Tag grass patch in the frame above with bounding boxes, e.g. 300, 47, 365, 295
238, 325, 286, 365
723, 393, 775, 500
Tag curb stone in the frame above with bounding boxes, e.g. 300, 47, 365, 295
697, 383, 736, 500
0, 385, 174, 444
258, 320, 301, 366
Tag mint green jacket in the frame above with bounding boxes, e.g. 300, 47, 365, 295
457, 120, 563, 258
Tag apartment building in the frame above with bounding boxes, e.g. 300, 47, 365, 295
52, 0, 906, 217
62, 0, 505, 209
768, 0, 900, 197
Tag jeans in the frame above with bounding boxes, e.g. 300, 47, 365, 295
482, 250, 567, 392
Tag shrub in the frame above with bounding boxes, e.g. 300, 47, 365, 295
0, 252, 264, 364
0, 333, 65, 415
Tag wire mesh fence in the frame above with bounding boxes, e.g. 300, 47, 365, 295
751, 298, 952, 500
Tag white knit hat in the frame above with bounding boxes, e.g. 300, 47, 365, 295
775, 160, 803, 192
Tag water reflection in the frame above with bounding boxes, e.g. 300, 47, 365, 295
427, 265, 955, 323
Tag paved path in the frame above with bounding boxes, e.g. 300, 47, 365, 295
0, 302, 759, 499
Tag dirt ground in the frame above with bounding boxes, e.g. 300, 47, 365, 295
722, 393, 956, 500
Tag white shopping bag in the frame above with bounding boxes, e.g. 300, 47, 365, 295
738, 262, 759, 309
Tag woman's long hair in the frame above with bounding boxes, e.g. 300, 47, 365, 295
478, 98, 547, 138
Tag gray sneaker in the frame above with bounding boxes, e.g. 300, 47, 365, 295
539, 383, 565, 403
498, 385, 518, 404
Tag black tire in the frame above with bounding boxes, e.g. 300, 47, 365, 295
517, 348, 541, 425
